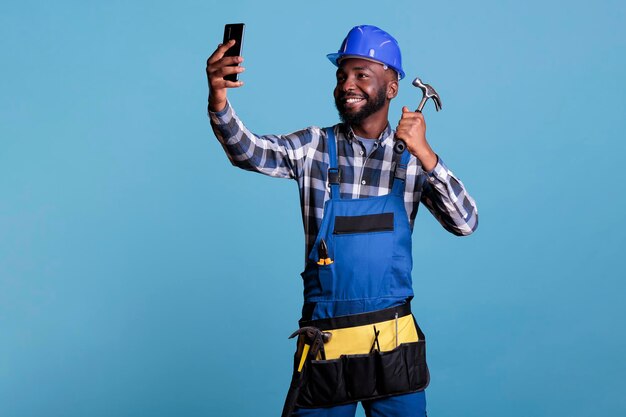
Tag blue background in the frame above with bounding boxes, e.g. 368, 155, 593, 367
1, 0, 625, 416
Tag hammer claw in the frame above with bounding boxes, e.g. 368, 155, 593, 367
433, 96, 442, 111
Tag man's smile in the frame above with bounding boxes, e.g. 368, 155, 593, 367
342, 95, 366, 109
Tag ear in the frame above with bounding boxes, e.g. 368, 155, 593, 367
387, 79, 399, 100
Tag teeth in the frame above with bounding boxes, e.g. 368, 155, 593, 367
346, 98, 363, 103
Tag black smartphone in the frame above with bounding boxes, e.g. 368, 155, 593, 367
222, 23, 245, 82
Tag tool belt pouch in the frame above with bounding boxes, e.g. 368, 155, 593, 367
295, 340, 429, 408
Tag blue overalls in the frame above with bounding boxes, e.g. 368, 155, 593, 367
291, 128, 427, 417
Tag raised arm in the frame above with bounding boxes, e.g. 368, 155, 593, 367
206, 41, 316, 179
396, 106, 478, 235
206, 39, 245, 113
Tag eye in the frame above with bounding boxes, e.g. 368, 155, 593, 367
357, 72, 369, 79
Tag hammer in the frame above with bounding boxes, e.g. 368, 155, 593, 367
281, 326, 332, 417
394, 77, 443, 154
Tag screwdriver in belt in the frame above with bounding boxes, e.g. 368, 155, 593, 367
317, 239, 333, 265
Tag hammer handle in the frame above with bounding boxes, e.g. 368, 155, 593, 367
416, 96, 428, 113
393, 108, 422, 154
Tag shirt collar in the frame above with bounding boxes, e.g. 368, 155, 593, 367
340, 123, 395, 148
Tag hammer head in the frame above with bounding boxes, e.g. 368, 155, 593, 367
412, 77, 442, 111
289, 326, 332, 343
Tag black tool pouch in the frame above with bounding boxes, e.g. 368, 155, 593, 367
295, 340, 429, 408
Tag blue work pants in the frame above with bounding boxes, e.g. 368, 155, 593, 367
293, 390, 426, 417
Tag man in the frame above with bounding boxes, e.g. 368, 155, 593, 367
207, 25, 478, 417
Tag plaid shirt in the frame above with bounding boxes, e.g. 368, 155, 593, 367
209, 101, 478, 260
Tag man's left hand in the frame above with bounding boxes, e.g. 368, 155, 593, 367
395, 106, 438, 171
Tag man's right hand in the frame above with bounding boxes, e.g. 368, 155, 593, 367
206, 39, 245, 112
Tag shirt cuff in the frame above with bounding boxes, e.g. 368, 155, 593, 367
208, 100, 232, 125
425, 155, 451, 183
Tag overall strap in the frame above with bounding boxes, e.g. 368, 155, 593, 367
391, 149, 411, 196
325, 127, 340, 200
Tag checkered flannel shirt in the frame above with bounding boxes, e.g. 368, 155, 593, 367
209, 101, 478, 260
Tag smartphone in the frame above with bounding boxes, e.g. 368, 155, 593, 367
222, 23, 245, 82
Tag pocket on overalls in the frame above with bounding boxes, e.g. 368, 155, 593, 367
317, 263, 334, 297
333, 213, 395, 298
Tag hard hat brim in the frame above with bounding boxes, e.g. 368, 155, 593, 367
326, 53, 405, 80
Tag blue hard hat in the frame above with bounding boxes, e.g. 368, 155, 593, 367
327, 25, 405, 80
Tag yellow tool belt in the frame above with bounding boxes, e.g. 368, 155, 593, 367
292, 303, 429, 408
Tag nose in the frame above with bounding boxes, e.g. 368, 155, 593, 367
340, 76, 356, 93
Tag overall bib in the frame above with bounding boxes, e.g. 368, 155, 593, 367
284, 128, 429, 417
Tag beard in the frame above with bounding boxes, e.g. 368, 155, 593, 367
335, 86, 387, 126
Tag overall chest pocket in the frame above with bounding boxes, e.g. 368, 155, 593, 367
331, 213, 395, 299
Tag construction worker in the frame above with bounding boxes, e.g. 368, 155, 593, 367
206, 25, 478, 417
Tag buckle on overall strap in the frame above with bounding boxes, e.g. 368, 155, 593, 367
393, 161, 407, 181
393, 149, 411, 182
328, 167, 341, 185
